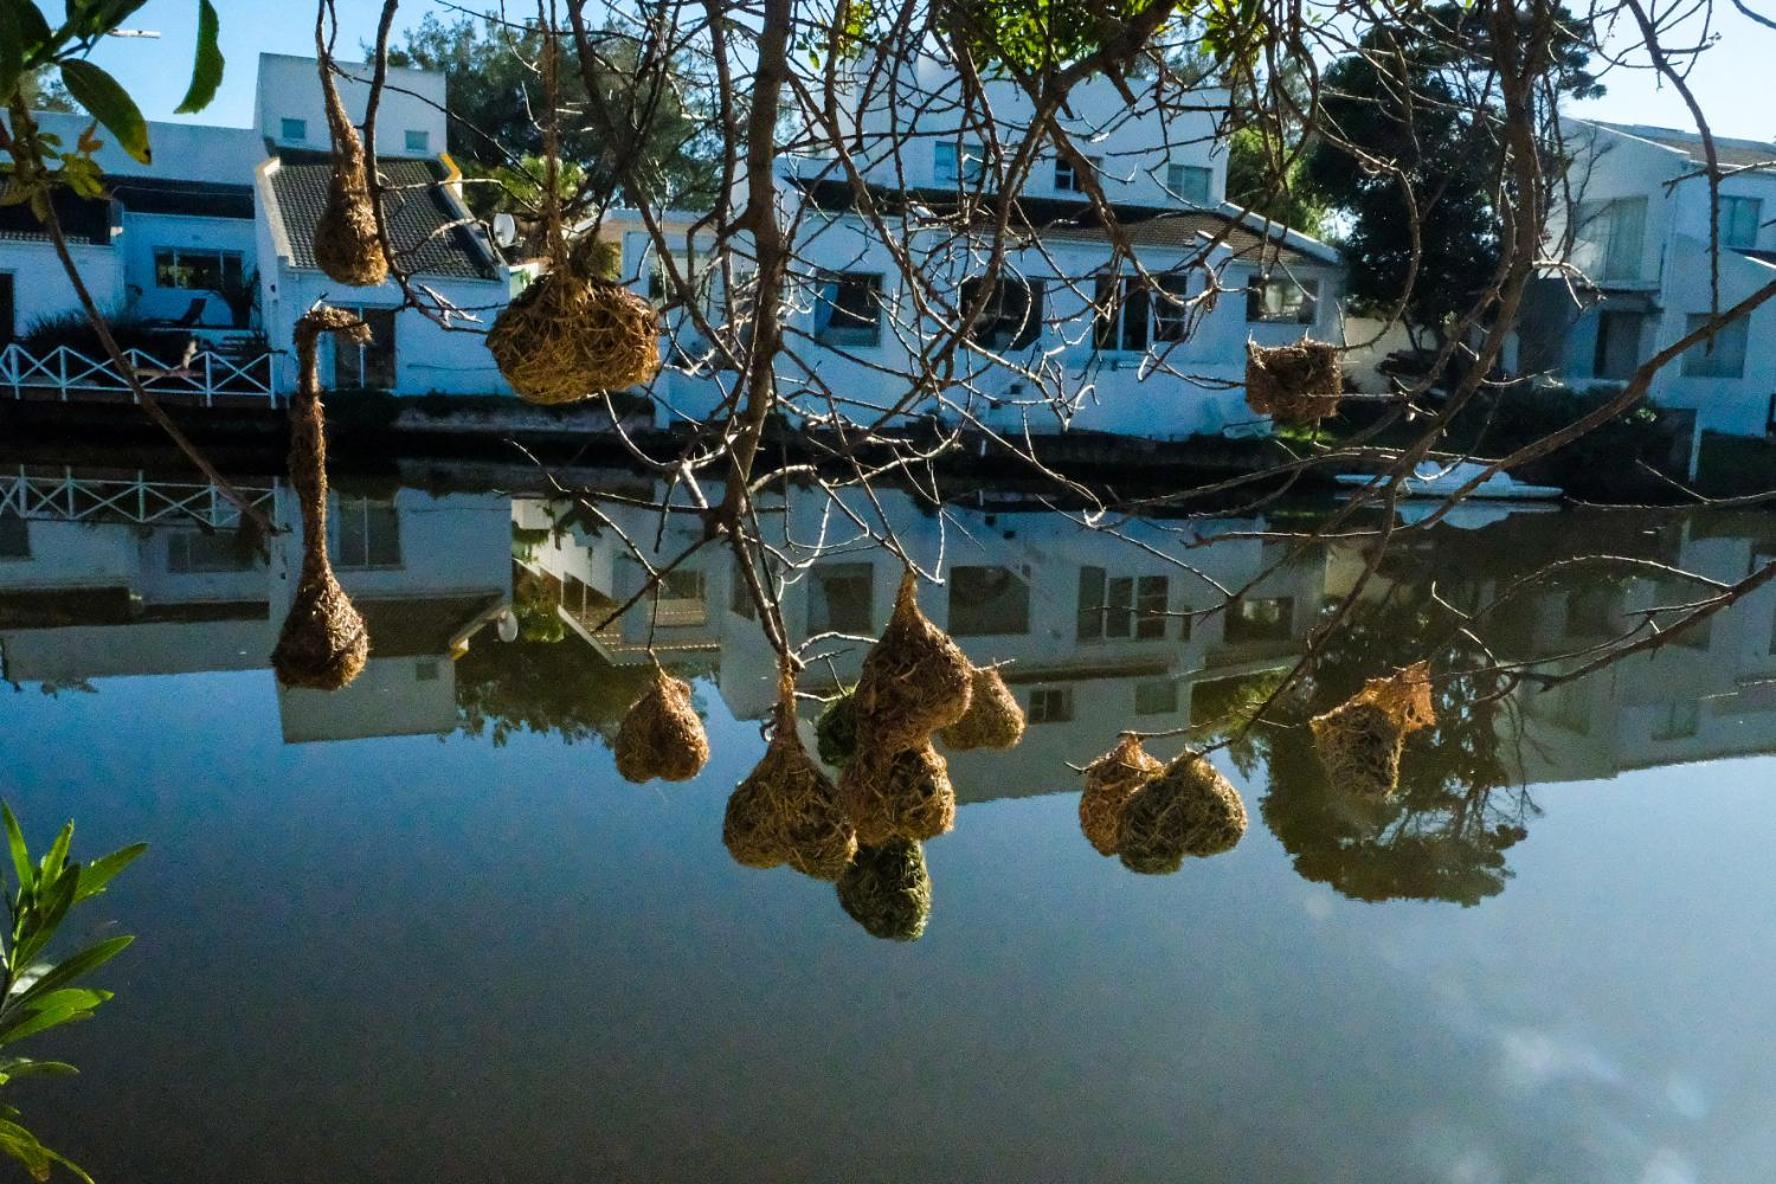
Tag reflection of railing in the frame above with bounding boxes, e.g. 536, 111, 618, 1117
0, 343, 275, 405
0, 466, 276, 527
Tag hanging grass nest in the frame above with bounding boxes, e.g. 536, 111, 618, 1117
1118, 751, 1248, 875
722, 695, 857, 881
312, 62, 387, 287
939, 665, 1025, 751
1245, 339, 1342, 423
614, 667, 709, 783
272, 308, 371, 691
836, 837, 932, 942
1309, 660, 1436, 797
815, 689, 859, 768
853, 571, 973, 752
839, 742, 956, 846
1079, 733, 1164, 857
485, 263, 661, 405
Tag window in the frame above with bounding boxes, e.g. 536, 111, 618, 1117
935, 140, 986, 186
959, 276, 1044, 351
1054, 155, 1102, 193
1077, 567, 1168, 641
281, 117, 308, 142
1566, 585, 1620, 637
1592, 310, 1643, 380
814, 272, 882, 347
1151, 274, 1192, 343
153, 248, 243, 294
166, 530, 255, 573
1681, 313, 1748, 378
332, 307, 397, 389
1576, 197, 1646, 281
1226, 596, 1294, 643
808, 563, 874, 635
0, 512, 26, 560
1134, 679, 1180, 716
415, 660, 440, 683
333, 495, 402, 568
1651, 699, 1700, 741
1167, 163, 1212, 205
404, 129, 430, 153
1028, 686, 1073, 724
1720, 195, 1762, 250
1093, 276, 1149, 352
948, 565, 1030, 636
1246, 276, 1318, 324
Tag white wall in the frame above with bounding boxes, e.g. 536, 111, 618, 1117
118, 212, 258, 330
13, 110, 264, 179
255, 53, 447, 158
0, 241, 125, 340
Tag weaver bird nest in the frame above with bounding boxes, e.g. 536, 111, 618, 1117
723, 701, 857, 881
272, 307, 371, 691
486, 267, 661, 405
1245, 339, 1342, 424
312, 66, 387, 287
852, 571, 973, 751
1118, 752, 1248, 875
614, 668, 709, 784
1309, 660, 1436, 797
837, 838, 932, 942
839, 742, 957, 846
1079, 734, 1164, 857
816, 689, 859, 768
939, 665, 1025, 751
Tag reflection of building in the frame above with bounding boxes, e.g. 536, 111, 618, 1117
0, 466, 510, 743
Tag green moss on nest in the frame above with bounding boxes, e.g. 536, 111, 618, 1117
836, 837, 932, 941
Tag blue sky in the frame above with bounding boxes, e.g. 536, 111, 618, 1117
80, 0, 1776, 142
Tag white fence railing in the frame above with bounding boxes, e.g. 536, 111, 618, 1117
0, 343, 276, 406
0, 467, 276, 528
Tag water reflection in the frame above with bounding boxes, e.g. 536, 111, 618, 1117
7, 461, 1776, 911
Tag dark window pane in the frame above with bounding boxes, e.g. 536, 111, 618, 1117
1226, 596, 1293, 643
1077, 565, 1105, 641
1135, 575, 1168, 639
949, 565, 1030, 636
1134, 679, 1179, 715
1105, 576, 1133, 638
0, 512, 27, 559
809, 563, 874, 635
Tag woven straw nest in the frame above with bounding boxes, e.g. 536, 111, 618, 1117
939, 665, 1025, 751
837, 837, 932, 942
1309, 660, 1436, 796
1118, 751, 1248, 875
723, 702, 857, 881
272, 307, 371, 691
816, 689, 859, 768
614, 667, 709, 783
486, 265, 661, 405
1079, 734, 1164, 857
312, 65, 387, 287
1245, 339, 1342, 423
839, 742, 957, 846
852, 571, 973, 752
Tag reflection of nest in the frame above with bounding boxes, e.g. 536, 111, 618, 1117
839, 743, 956, 845
1078, 734, 1163, 856
614, 669, 709, 783
940, 666, 1025, 751
853, 571, 973, 751
723, 708, 856, 881
486, 270, 661, 405
837, 838, 932, 941
1310, 661, 1436, 796
816, 690, 858, 767
1118, 752, 1248, 875
1245, 339, 1342, 423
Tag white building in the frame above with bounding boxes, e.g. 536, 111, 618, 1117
604, 57, 1345, 441
0, 54, 513, 403
1527, 120, 1776, 438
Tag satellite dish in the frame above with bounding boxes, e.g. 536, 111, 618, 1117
492, 213, 519, 249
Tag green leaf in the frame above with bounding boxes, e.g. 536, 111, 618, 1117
172, 0, 222, 113
36, 823, 71, 892
58, 59, 150, 164
0, 1003, 96, 1049
73, 843, 144, 903
0, 1057, 78, 1080
11, 868, 77, 970
3, 807, 34, 897
0, 1119, 52, 1182
7, 935, 132, 1008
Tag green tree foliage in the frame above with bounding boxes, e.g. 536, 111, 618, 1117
1225, 126, 1325, 235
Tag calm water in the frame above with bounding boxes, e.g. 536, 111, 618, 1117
3, 461, 1776, 1182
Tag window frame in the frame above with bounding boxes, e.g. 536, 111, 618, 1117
813, 271, 884, 348
959, 276, 1045, 352
1027, 686, 1074, 724
331, 306, 398, 390
404, 129, 430, 153
280, 117, 308, 143
947, 564, 1032, 637
1720, 194, 1762, 250
807, 562, 876, 636
1245, 275, 1319, 325
152, 247, 244, 295
331, 495, 403, 570
1680, 312, 1748, 379
935, 139, 987, 186
1167, 163, 1212, 205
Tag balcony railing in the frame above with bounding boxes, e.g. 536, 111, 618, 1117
0, 466, 276, 528
0, 343, 276, 406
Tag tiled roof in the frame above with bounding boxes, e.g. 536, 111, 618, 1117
792, 177, 1331, 270
1594, 122, 1776, 171
266, 150, 501, 281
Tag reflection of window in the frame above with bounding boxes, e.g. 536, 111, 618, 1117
1054, 155, 1102, 193
281, 117, 308, 142
1093, 277, 1149, 353
154, 248, 243, 293
1566, 585, 1620, 637
1548, 682, 1592, 734
1651, 699, 1700, 741
960, 276, 1044, 351
808, 563, 874, 635
404, 129, 430, 153
1681, 314, 1748, 378
1077, 567, 1168, 641
814, 272, 882, 347
1592, 310, 1642, 380
1134, 679, 1179, 715
731, 555, 758, 620
1167, 163, 1211, 204
1720, 195, 1762, 249
415, 660, 439, 682
166, 530, 255, 573
1152, 275, 1192, 343
0, 512, 26, 560
949, 565, 1030, 636
1577, 197, 1646, 281
332, 307, 397, 389
935, 140, 986, 185
333, 496, 402, 569
1246, 276, 1318, 324
1226, 596, 1293, 643
1028, 686, 1073, 724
